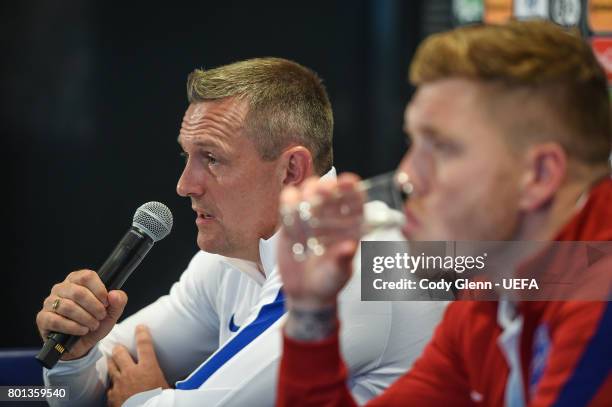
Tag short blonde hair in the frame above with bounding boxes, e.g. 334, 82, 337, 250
410, 20, 611, 165
187, 57, 333, 175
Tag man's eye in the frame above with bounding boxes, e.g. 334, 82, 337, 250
432, 141, 458, 155
432, 140, 446, 150
205, 153, 218, 165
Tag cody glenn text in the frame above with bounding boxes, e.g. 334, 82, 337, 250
372, 278, 540, 291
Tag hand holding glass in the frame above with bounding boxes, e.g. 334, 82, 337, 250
280, 171, 413, 261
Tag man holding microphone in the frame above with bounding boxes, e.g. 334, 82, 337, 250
36, 57, 444, 406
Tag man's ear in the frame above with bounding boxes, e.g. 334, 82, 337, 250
518, 142, 567, 211
279, 146, 314, 187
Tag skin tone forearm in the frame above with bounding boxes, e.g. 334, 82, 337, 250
284, 304, 338, 342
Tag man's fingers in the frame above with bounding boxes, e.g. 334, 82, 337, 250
313, 198, 364, 219
337, 172, 361, 187
112, 345, 135, 369
107, 356, 120, 378
319, 240, 357, 282
36, 269, 109, 345
36, 311, 90, 337
51, 282, 107, 321
134, 325, 158, 365
106, 290, 128, 321
43, 296, 100, 331
66, 270, 109, 306
106, 388, 116, 407
306, 174, 363, 220
302, 177, 326, 204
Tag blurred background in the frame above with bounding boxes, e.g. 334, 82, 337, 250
2, 0, 610, 349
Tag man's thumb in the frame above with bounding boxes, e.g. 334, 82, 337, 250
106, 290, 128, 321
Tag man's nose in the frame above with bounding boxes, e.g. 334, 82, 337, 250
177, 163, 205, 197
397, 150, 427, 198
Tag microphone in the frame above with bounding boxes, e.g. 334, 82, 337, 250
36, 201, 173, 369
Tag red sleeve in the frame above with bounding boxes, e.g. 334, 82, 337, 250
366, 303, 474, 407
277, 327, 357, 407
277, 305, 473, 407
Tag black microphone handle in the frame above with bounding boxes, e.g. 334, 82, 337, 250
36, 227, 154, 369
98, 227, 155, 290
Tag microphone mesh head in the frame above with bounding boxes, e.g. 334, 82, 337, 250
132, 201, 173, 242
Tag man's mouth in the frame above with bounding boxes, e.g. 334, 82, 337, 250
193, 207, 216, 222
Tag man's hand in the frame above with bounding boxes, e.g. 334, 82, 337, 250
35, 269, 128, 360
278, 174, 364, 340
107, 325, 170, 407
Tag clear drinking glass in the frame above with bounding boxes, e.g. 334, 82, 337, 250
281, 171, 413, 261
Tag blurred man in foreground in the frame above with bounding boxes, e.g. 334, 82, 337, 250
36, 58, 444, 406
277, 21, 612, 406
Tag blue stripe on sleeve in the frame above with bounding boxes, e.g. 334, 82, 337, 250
552, 301, 612, 406
175, 289, 285, 390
